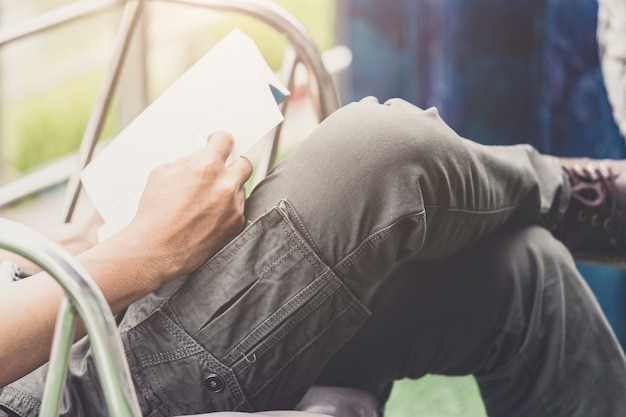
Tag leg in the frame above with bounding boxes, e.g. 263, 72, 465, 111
0, 98, 576, 416
246, 97, 569, 298
317, 226, 626, 417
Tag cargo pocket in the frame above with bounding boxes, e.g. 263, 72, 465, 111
125, 307, 250, 415
124, 201, 370, 415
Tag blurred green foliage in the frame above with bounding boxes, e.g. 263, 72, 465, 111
5, 71, 118, 173
209, 0, 337, 70
3, 0, 336, 175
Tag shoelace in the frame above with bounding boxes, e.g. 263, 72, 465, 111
565, 162, 617, 216
563, 161, 622, 248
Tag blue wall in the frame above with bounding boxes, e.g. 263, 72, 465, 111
338, 0, 626, 344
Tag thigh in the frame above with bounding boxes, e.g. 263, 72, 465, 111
245, 98, 567, 299
316, 226, 626, 417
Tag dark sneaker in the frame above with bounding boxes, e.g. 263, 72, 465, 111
556, 157, 626, 267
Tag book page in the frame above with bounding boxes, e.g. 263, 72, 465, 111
80, 29, 288, 240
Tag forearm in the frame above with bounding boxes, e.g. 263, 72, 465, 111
0, 217, 100, 273
0, 131, 251, 388
0, 226, 173, 387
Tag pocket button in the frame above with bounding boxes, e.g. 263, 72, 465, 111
203, 373, 225, 393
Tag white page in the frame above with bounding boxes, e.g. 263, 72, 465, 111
81, 29, 288, 240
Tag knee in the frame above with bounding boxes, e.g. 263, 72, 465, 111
327, 97, 460, 154
299, 97, 467, 181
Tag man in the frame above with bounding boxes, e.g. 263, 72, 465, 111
1, 97, 625, 416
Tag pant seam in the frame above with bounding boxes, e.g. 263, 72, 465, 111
423, 203, 521, 215
138, 309, 200, 367
0, 387, 39, 417
335, 212, 425, 275
145, 365, 184, 416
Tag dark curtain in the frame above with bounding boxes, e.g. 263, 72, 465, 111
338, 0, 626, 345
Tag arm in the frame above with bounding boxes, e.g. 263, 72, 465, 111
0, 212, 102, 275
0, 132, 252, 387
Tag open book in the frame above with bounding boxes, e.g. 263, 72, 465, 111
80, 29, 289, 241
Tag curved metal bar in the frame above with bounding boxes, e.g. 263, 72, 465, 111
40, 298, 78, 417
255, 52, 299, 182
156, 0, 340, 120
0, 218, 141, 417
0, 0, 123, 47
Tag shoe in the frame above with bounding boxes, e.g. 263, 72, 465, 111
555, 157, 626, 267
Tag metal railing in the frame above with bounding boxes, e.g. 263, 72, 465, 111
0, 0, 340, 220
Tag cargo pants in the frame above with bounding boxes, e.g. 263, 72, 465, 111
2, 97, 625, 416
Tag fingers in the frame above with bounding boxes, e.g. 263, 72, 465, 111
229, 156, 253, 186
200, 131, 235, 162
199, 131, 252, 185
178, 131, 251, 187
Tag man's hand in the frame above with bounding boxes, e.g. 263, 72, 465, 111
125, 131, 253, 283
0, 132, 252, 386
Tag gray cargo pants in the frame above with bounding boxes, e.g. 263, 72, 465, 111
1, 97, 625, 416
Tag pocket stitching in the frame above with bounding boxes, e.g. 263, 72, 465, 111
220, 212, 324, 362
336, 212, 425, 274
278, 213, 324, 274
137, 309, 201, 367
280, 200, 321, 256
144, 365, 183, 416
248, 295, 367, 398
230, 270, 342, 373
133, 311, 250, 413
